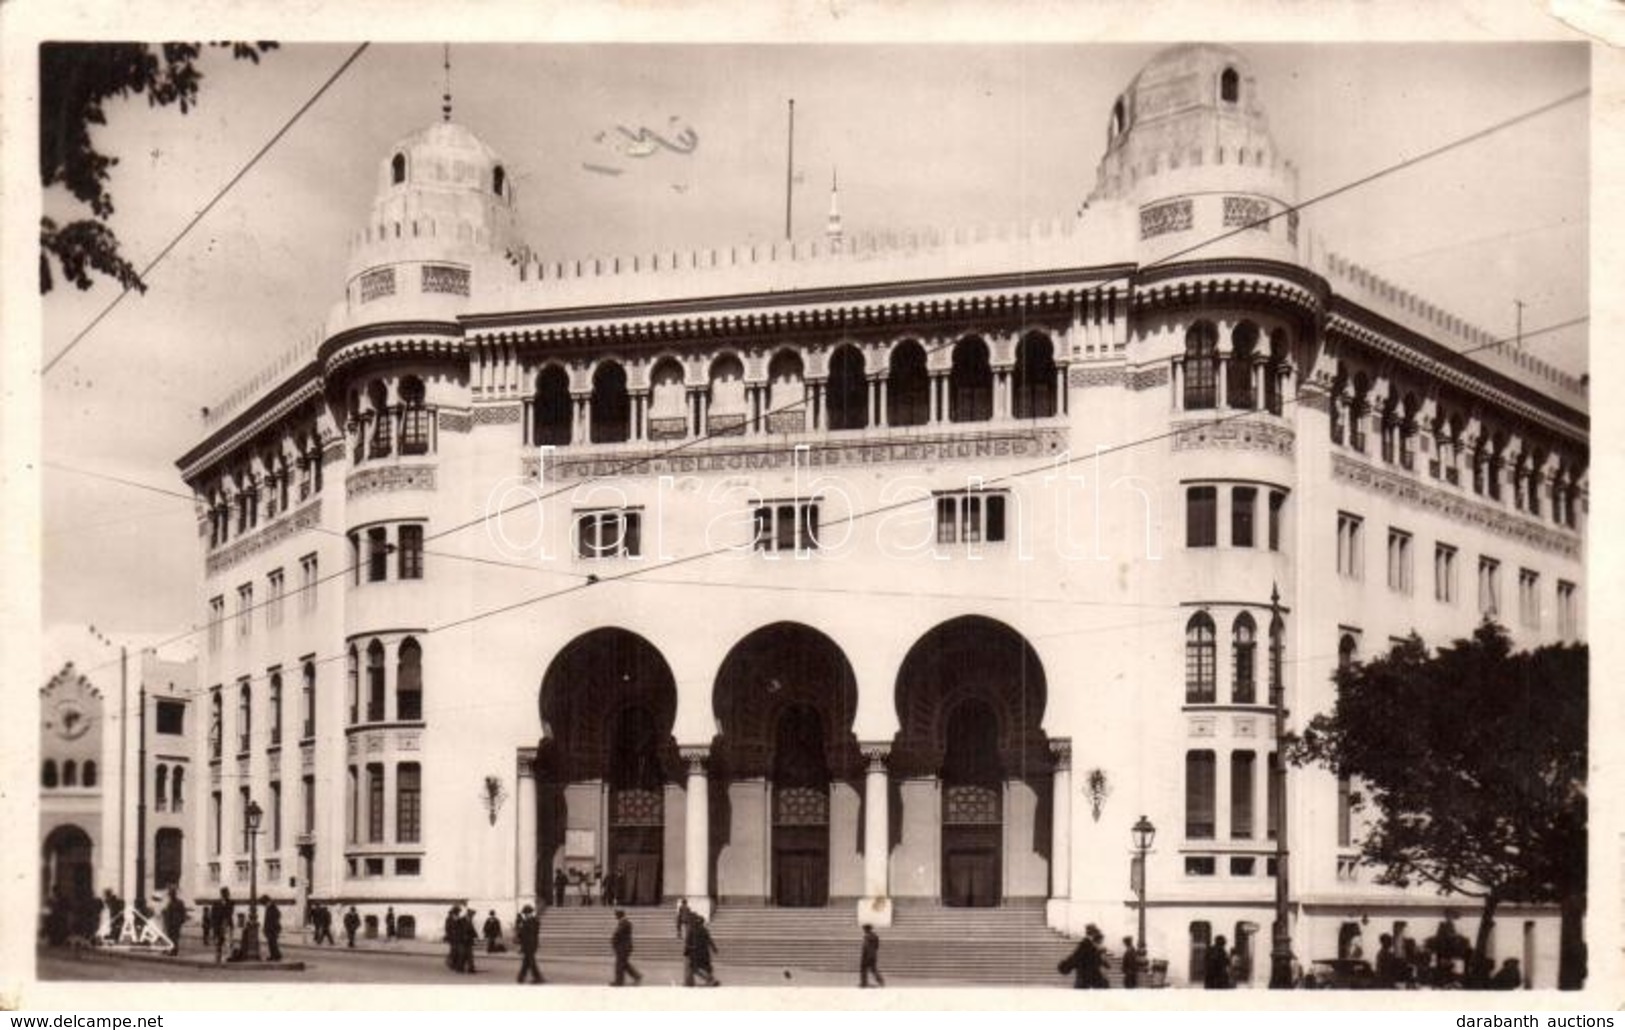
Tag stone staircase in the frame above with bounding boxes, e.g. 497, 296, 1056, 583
538, 900, 1102, 986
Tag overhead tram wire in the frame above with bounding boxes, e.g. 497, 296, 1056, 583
41, 43, 373, 377
65, 89, 1590, 673
410, 85, 1590, 551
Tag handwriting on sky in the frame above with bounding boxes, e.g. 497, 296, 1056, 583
583, 117, 699, 184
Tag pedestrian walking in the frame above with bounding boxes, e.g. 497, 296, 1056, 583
314, 903, 335, 945
1204, 935, 1233, 989
213, 888, 235, 964
460, 908, 480, 973
611, 909, 644, 986
161, 889, 188, 957
1120, 937, 1142, 989
591, 867, 604, 907
343, 905, 360, 948
675, 898, 692, 940
200, 901, 213, 949
515, 904, 544, 984
553, 868, 568, 909
262, 897, 282, 961
445, 906, 462, 970
684, 914, 720, 987
385, 906, 397, 941
484, 909, 506, 953
1060, 924, 1107, 988
859, 924, 885, 988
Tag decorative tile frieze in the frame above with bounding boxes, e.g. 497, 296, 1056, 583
1069, 365, 1125, 389
765, 410, 807, 435
1172, 418, 1294, 457
422, 264, 471, 297
359, 267, 396, 303
205, 498, 323, 576
346, 465, 436, 499
707, 414, 747, 437
1332, 453, 1579, 559
649, 417, 688, 441
1140, 198, 1193, 239
1223, 196, 1272, 231
438, 410, 472, 434
472, 404, 522, 425
525, 427, 1068, 481
1129, 366, 1171, 391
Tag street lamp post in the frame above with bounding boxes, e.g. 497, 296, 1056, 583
242, 800, 264, 961
1131, 815, 1155, 954
1268, 583, 1294, 989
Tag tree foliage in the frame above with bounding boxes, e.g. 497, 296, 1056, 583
1291, 622, 1587, 983
39, 42, 277, 294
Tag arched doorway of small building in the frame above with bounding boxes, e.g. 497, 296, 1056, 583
893, 615, 1051, 908
42, 824, 94, 906
712, 622, 860, 908
536, 628, 680, 907
153, 828, 184, 893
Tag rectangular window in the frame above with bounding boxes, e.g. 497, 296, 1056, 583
367, 527, 389, 582
1519, 569, 1540, 628
398, 524, 424, 579
1231, 751, 1255, 839
1184, 856, 1217, 877
1268, 491, 1285, 552
1479, 557, 1501, 617
1185, 750, 1216, 840
1231, 487, 1256, 548
1386, 529, 1413, 594
270, 781, 282, 851
367, 764, 385, 843
155, 700, 185, 736
268, 670, 283, 746
1435, 544, 1458, 604
267, 568, 285, 628
300, 553, 319, 613
1337, 776, 1353, 848
1337, 513, 1363, 579
1230, 856, 1256, 877
1557, 580, 1577, 638
208, 596, 225, 652
301, 661, 316, 739
753, 501, 820, 553
1187, 487, 1217, 548
396, 857, 421, 876
302, 774, 316, 835
237, 681, 252, 753
934, 491, 1009, 547
236, 584, 253, 639
575, 509, 642, 559
397, 763, 422, 844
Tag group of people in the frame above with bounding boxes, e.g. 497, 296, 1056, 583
1061, 925, 1145, 989
551, 866, 626, 908
442, 905, 484, 973
1367, 924, 1526, 990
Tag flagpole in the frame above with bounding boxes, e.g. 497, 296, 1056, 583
785, 99, 795, 241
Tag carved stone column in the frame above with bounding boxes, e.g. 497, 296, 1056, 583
516, 750, 537, 906
1049, 740, 1072, 904
858, 744, 892, 927
681, 747, 712, 920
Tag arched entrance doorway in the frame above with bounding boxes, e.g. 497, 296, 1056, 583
537, 629, 679, 906
894, 616, 1050, 908
713, 623, 859, 908
42, 824, 94, 905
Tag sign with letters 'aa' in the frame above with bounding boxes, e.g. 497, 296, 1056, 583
565, 829, 596, 859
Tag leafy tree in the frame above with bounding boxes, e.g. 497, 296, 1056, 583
39, 42, 277, 294
1291, 622, 1587, 988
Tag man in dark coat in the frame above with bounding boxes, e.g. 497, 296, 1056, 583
445, 906, 462, 970
1204, 935, 1233, 989
676, 898, 692, 940
1060, 924, 1107, 988
1121, 936, 1141, 989
262, 897, 282, 961
859, 924, 885, 988
342, 905, 360, 948
611, 909, 644, 986
515, 904, 544, 984
684, 914, 719, 986
385, 906, 397, 941
213, 889, 235, 964
553, 869, 568, 908
314, 902, 335, 945
483, 910, 505, 953
459, 908, 479, 972
161, 890, 188, 956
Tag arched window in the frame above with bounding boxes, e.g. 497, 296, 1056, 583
1228, 322, 1259, 410
397, 638, 423, 722
1183, 323, 1218, 410
648, 357, 687, 436
493, 165, 506, 197
1013, 331, 1057, 419
1349, 373, 1371, 452
949, 336, 992, 423
1338, 633, 1358, 671
347, 646, 360, 725
1186, 613, 1216, 704
210, 690, 223, 759
1111, 97, 1127, 139
171, 767, 184, 812
82, 760, 97, 787
1220, 67, 1239, 104
1265, 329, 1288, 415
156, 765, 169, 810
708, 354, 747, 431
399, 376, 430, 455
767, 351, 805, 431
42, 760, 58, 788
391, 153, 406, 185
590, 362, 630, 444
887, 341, 930, 427
1232, 613, 1257, 704
1269, 615, 1286, 694
366, 640, 386, 722
63, 760, 78, 787
238, 684, 252, 752
533, 365, 572, 447
826, 345, 868, 431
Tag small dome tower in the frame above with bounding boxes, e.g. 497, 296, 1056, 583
342, 119, 519, 319
1090, 44, 1300, 265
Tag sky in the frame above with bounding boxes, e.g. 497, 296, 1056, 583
28, 36, 1598, 680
